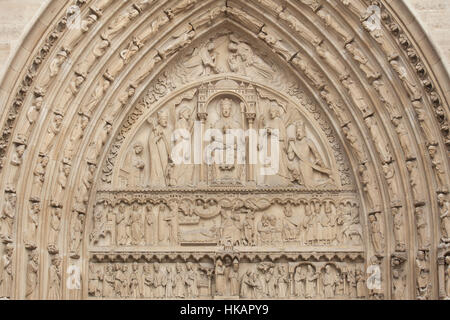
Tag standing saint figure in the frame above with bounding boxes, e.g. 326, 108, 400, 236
228, 259, 240, 296
130, 143, 145, 187
144, 204, 155, 245
0, 246, 13, 299
148, 110, 172, 187
48, 256, 62, 300
305, 265, 318, 299
445, 256, 450, 298
259, 102, 290, 185
130, 203, 144, 246
215, 259, 226, 296
322, 265, 336, 298
26, 251, 39, 299
174, 263, 186, 298
158, 203, 178, 245
116, 203, 129, 246
294, 266, 306, 297
172, 106, 194, 185
70, 214, 84, 258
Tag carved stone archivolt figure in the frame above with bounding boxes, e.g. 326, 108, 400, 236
392, 207, 406, 252
406, 160, 424, 205
415, 207, 430, 249
369, 213, 384, 255
392, 269, 406, 300
25, 202, 40, 249
345, 42, 380, 81
416, 251, 431, 300
48, 207, 61, 253
26, 251, 39, 300
0, 246, 13, 299
70, 213, 85, 258
438, 194, 450, 243
48, 256, 62, 300
445, 256, 450, 299
73, 163, 96, 214
102, 6, 140, 41
39, 113, 63, 156
1, 192, 16, 243
278, 11, 322, 46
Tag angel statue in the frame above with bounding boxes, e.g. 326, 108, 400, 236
182, 39, 221, 78
287, 120, 334, 188
258, 101, 291, 186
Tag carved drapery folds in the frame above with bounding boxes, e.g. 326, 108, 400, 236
88, 253, 365, 299
0, 0, 448, 300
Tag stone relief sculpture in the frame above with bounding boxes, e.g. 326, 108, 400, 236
25, 250, 39, 300
70, 213, 85, 258
362, 21, 398, 61
76, 39, 110, 78
48, 256, 62, 300
24, 202, 40, 249
438, 194, 450, 244
391, 117, 415, 160
278, 10, 322, 46
291, 56, 326, 90
315, 43, 349, 80
392, 207, 406, 252
342, 77, 372, 117
416, 250, 431, 300
372, 79, 401, 118
0, 245, 13, 299
406, 160, 425, 206
101, 6, 140, 41
258, 26, 296, 61
39, 111, 63, 156
0, 0, 447, 301
48, 207, 62, 254
317, 8, 354, 44
390, 60, 422, 101
287, 121, 333, 187
415, 207, 430, 250
16, 90, 44, 144
428, 145, 448, 193
0, 191, 16, 243
147, 110, 172, 187
411, 100, 438, 145
391, 254, 407, 300
345, 42, 380, 81
64, 14, 98, 51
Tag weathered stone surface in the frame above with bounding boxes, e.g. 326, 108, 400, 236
0, 0, 448, 300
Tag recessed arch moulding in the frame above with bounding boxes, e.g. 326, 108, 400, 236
0, 0, 448, 300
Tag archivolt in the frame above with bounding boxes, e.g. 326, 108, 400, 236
0, 0, 448, 299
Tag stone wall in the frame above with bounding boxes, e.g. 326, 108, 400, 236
403, 0, 450, 70
0, 0, 46, 76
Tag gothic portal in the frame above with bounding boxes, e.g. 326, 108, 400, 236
0, 0, 449, 300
